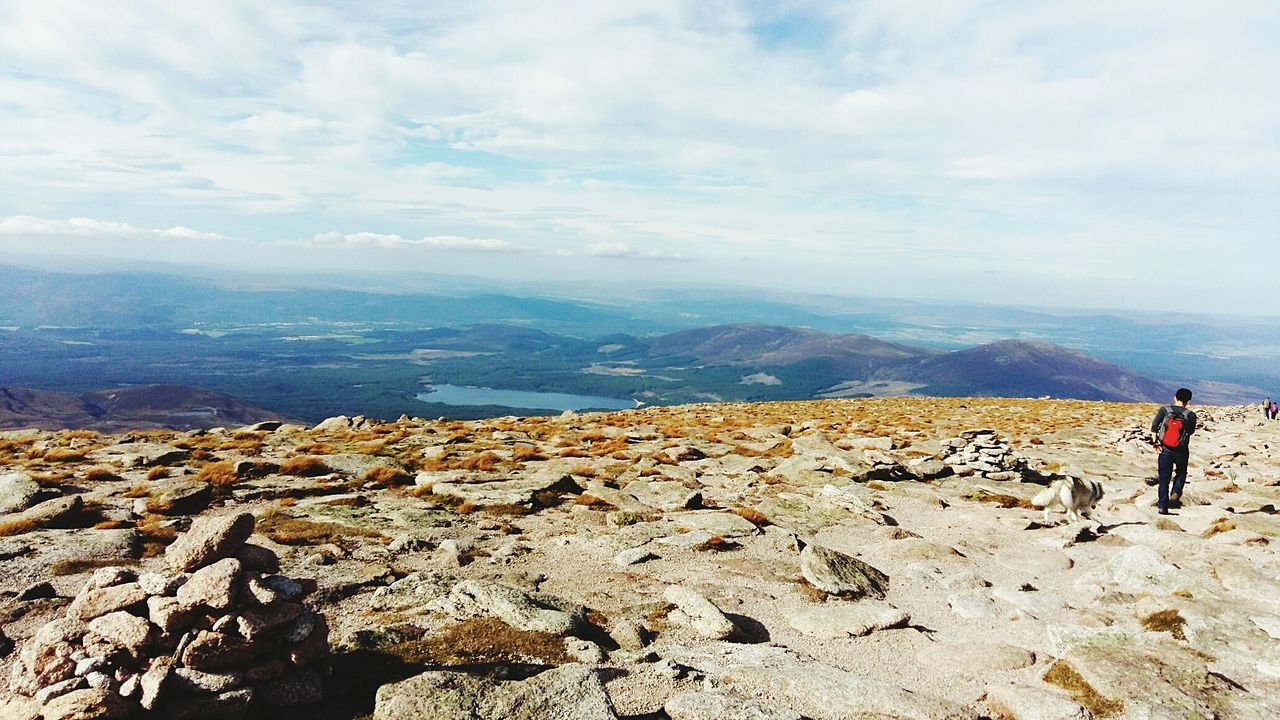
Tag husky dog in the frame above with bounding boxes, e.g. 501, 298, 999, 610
1031, 476, 1104, 523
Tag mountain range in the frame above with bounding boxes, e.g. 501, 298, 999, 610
0, 385, 288, 432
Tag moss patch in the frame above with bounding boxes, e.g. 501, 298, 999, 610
385, 617, 571, 667
257, 508, 387, 547
1043, 660, 1124, 719
1139, 608, 1187, 640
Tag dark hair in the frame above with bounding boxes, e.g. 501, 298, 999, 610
1175, 388, 1193, 403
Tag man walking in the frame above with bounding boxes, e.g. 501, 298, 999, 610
1151, 388, 1196, 515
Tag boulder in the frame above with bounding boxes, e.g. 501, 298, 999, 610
665, 689, 803, 720
433, 580, 584, 635
374, 664, 618, 720
0, 471, 41, 514
799, 543, 889, 598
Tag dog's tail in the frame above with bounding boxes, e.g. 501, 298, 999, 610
1030, 485, 1057, 508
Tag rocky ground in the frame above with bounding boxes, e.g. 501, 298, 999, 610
1, 397, 1278, 720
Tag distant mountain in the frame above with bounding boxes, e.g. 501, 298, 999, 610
897, 340, 1173, 402
0, 384, 292, 431
647, 323, 933, 367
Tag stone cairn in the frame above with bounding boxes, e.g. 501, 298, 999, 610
9, 513, 329, 720
938, 429, 1029, 481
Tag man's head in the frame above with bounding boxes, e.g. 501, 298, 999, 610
1175, 387, 1193, 405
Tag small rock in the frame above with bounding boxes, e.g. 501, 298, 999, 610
176, 558, 242, 610
41, 688, 131, 720
68, 583, 149, 622
608, 620, 651, 651
171, 667, 244, 694
85, 611, 152, 657
138, 572, 184, 597
663, 585, 736, 640
235, 543, 281, 573
613, 547, 657, 566
165, 513, 255, 573
564, 637, 606, 663
35, 676, 87, 705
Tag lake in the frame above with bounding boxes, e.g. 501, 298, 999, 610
415, 384, 636, 412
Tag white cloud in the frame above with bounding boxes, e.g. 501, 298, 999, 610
0, 215, 227, 242
584, 241, 685, 260
307, 231, 528, 253
0, 2, 1278, 311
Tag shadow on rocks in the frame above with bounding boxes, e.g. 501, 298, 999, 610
726, 613, 771, 644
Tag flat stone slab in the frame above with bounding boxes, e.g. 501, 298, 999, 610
783, 600, 909, 639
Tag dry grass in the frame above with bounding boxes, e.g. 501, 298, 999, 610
120, 484, 150, 498
1139, 609, 1187, 640
456, 452, 502, 472
1201, 518, 1237, 538
1042, 661, 1123, 719
136, 515, 178, 558
83, 467, 121, 482
0, 516, 42, 537
511, 445, 547, 462
733, 507, 771, 527
294, 442, 336, 455
359, 466, 411, 488
145, 466, 171, 481
280, 456, 333, 477
41, 447, 89, 463
257, 507, 386, 546
573, 494, 614, 508
384, 617, 571, 667
194, 460, 240, 487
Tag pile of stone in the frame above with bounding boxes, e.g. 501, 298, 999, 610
9, 513, 329, 720
938, 429, 1029, 481
1116, 425, 1155, 447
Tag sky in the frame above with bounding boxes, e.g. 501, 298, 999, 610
1, 1, 1278, 314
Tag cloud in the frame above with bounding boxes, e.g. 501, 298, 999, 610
584, 241, 685, 261
307, 231, 528, 253
0, 2, 1278, 311
0, 215, 228, 242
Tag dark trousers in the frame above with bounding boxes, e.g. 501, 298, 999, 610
1157, 447, 1189, 511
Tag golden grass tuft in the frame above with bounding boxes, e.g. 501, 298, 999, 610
0, 516, 42, 537
456, 452, 502, 472
1139, 609, 1187, 640
1042, 660, 1124, 719
1201, 517, 1237, 538
42, 447, 89, 463
510, 445, 547, 462
145, 466, 171, 481
733, 507, 770, 527
359, 466, 411, 488
83, 467, 121, 482
194, 460, 240, 487
137, 515, 178, 558
279, 456, 333, 477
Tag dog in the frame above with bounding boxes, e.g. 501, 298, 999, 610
1031, 475, 1104, 524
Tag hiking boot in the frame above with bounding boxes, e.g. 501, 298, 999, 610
1169, 493, 1182, 508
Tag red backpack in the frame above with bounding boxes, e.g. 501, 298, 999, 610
1159, 406, 1188, 448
